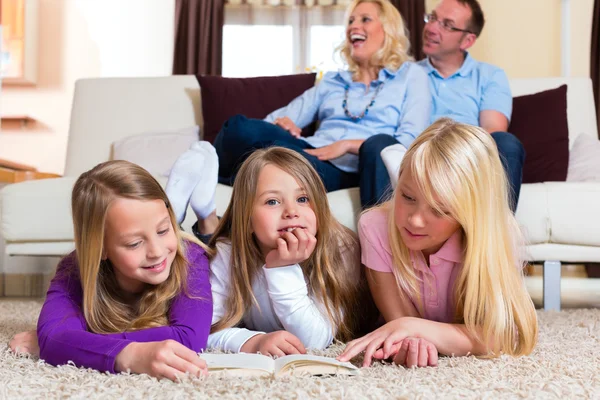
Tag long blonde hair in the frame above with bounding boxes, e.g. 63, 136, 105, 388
338, 0, 413, 77
71, 160, 200, 334
209, 147, 371, 341
385, 118, 538, 356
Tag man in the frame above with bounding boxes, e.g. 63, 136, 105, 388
383, 0, 525, 212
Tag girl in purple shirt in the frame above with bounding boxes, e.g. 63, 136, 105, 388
338, 118, 538, 368
10, 160, 213, 381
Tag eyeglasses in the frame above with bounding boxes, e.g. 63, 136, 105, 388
424, 13, 473, 34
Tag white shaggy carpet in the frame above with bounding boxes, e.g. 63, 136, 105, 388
1, 300, 599, 399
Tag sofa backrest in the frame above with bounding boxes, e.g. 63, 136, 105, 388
510, 77, 598, 148
65, 75, 598, 177
65, 76, 202, 176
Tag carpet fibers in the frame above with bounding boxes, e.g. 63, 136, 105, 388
1, 300, 599, 399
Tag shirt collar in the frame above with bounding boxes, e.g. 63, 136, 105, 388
431, 230, 464, 264
424, 51, 476, 78
336, 66, 397, 85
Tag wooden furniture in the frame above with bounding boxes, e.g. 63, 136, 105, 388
0, 158, 59, 183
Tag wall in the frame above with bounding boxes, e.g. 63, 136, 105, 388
425, 0, 594, 78
0, 0, 175, 174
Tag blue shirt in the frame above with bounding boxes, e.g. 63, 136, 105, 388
264, 62, 431, 173
417, 52, 512, 126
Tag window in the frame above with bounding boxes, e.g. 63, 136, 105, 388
222, 2, 347, 78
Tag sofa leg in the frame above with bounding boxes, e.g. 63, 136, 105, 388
543, 260, 561, 311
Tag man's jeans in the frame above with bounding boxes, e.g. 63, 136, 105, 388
491, 131, 526, 212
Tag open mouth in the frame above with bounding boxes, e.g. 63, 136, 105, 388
350, 33, 366, 45
142, 258, 167, 271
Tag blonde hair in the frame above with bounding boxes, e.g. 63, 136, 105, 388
384, 118, 538, 356
209, 147, 372, 341
338, 0, 413, 78
71, 160, 202, 334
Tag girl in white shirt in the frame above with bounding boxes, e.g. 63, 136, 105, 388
166, 143, 375, 357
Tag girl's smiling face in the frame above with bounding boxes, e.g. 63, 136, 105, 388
394, 168, 461, 259
103, 198, 178, 294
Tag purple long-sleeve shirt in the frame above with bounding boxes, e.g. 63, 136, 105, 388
37, 241, 213, 373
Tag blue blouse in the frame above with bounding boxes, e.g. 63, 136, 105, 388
264, 62, 432, 173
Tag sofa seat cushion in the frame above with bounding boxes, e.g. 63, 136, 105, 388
544, 182, 600, 246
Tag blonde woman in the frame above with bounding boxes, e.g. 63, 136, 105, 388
181, 0, 430, 224
166, 144, 374, 355
10, 161, 212, 381
338, 118, 538, 367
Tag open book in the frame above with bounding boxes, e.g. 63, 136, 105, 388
200, 353, 360, 377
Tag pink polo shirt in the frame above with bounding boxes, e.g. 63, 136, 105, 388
358, 208, 464, 323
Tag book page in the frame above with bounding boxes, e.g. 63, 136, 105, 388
200, 353, 275, 376
273, 354, 360, 377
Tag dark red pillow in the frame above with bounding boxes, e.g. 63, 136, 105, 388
509, 85, 569, 183
197, 73, 317, 143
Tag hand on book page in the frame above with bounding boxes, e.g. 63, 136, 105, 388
200, 353, 359, 377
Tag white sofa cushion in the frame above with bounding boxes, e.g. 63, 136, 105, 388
112, 125, 199, 178
567, 134, 600, 182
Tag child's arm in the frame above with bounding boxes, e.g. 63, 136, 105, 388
263, 263, 335, 349
367, 269, 420, 322
103, 243, 213, 352
37, 254, 133, 373
207, 242, 266, 352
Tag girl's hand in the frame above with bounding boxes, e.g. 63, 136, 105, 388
241, 331, 307, 357
337, 318, 410, 367
9, 330, 39, 356
265, 228, 317, 268
273, 117, 302, 138
304, 141, 350, 161
115, 340, 208, 381
393, 337, 438, 368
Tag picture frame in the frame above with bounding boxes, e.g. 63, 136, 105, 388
0, 0, 38, 85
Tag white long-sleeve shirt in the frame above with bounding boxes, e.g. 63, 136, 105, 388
207, 241, 336, 352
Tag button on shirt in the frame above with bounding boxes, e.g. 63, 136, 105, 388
417, 52, 512, 126
358, 208, 464, 323
264, 62, 432, 173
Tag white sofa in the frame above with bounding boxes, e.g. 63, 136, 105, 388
2, 76, 599, 310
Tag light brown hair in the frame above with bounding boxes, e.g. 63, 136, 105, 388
72, 160, 200, 334
209, 147, 372, 341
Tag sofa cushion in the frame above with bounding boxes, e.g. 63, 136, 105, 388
509, 85, 569, 184
567, 133, 600, 182
197, 73, 317, 143
112, 125, 199, 178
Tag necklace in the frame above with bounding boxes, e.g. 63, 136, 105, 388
342, 81, 385, 121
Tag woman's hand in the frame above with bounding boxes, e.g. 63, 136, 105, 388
337, 318, 411, 367
115, 340, 208, 381
273, 117, 302, 138
304, 141, 351, 161
393, 337, 438, 368
265, 228, 317, 269
241, 331, 307, 357
9, 330, 39, 356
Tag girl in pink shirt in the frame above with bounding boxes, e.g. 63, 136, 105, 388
338, 118, 538, 368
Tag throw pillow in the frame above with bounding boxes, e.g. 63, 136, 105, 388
197, 73, 317, 143
509, 84, 569, 183
112, 125, 199, 177
567, 133, 600, 182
